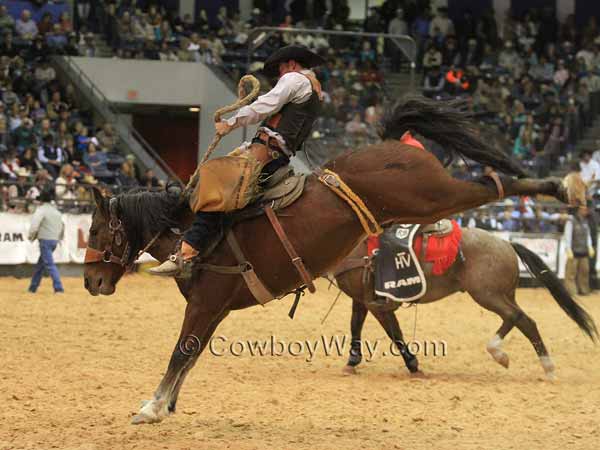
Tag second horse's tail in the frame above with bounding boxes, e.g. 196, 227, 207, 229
511, 242, 598, 342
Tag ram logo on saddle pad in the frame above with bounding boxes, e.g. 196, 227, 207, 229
368, 220, 461, 303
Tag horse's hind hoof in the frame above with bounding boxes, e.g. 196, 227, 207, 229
131, 412, 160, 425
409, 370, 426, 379
342, 365, 357, 375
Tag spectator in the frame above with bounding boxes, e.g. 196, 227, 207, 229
141, 168, 163, 188
36, 118, 54, 143
7, 167, 31, 211
116, 161, 138, 187
125, 153, 141, 181
27, 187, 65, 294
388, 8, 408, 36
554, 59, 570, 88
55, 164, 78, 200
38, 134, 63, 178
580, 150, 600, 187
13, 117, 36, 151
15, 10, 38, 41
497, 199, 521, 231
26, 169, 51, 200
498, 40, 521, 75
423, 42, 442, 72
83, 142, 109, 177
429, 7, 454, 38
33, 59, 56, 104
46, 91, 65, 121
444, 66, 470, 95
0, 5, 15, 32
38, 12, 54, 36
0, 101, 7, 147
134, 14, 155, 41
1, 149, 20, 180
96, 123, 117, 151
423, 65, 445, 97
564, 206, 593, 296
59, 11, 73, 33
19, 146, 40, 173
47, 24, 68, 49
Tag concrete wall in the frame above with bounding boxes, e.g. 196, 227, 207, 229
70, 57, 244, 159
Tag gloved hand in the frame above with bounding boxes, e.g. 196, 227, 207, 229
589, 247, 595, 258
567, 249, 574, 260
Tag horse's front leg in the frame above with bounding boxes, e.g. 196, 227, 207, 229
132, 302, 228, 424
166, 311, 229, 414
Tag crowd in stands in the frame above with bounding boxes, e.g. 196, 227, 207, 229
0, 4, 164, 213
5, 2, 600, 234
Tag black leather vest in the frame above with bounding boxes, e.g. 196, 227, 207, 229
261, 74, 322, 156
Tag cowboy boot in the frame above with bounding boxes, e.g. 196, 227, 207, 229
148, 241, 199, 277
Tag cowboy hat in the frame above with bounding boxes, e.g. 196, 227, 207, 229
16, 167, 31, 177
83, 174, 98, 185
262, 45, 326, 77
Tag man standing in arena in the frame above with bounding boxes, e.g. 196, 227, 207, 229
564, 205, 593, 296
150, 45, 325, 277
28, 188, 65, 293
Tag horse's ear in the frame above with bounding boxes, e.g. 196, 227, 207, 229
91, 186, 109, 216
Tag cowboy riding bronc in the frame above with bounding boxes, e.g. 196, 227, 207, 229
150, 45, 325, 276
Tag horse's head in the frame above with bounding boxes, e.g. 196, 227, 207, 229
83, 188, 129, 295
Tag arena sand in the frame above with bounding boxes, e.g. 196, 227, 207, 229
0, 275, 599, 450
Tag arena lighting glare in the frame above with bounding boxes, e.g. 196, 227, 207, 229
189, 107, 200, 112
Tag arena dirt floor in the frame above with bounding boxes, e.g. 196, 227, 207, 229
1, 274, 599, 450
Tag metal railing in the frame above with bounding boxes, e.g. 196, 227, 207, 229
52, 55, 181, 183
246, 27, 417, 88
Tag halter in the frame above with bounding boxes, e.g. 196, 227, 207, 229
84, 197, 134, 270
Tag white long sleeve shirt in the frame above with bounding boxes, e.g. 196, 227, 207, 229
29, 203, 64, 241
224, 71, 313, 128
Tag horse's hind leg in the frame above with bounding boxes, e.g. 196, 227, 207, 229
369, 307, 421, 375
471, 289, 555, 378
343, 298, 368, 375
512, 309, 556, 380
468, 288, 521, 369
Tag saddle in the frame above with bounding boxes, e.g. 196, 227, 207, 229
188, 166, 310, 309
228, 166, 306, 222
333, 219, 456, 277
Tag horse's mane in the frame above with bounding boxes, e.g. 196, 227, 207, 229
115, 187, 184, 261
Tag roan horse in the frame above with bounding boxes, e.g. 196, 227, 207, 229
334, 227, 598, 380
83, 97, 581, 424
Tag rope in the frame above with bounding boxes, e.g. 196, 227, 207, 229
317, 169, 383, 237
185, 74, 261, 192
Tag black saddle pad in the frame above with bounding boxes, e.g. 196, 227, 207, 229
373, 224, 427, 302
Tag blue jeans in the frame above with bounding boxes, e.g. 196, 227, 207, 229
29, 239, 64, 293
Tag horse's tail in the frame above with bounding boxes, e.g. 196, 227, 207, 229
379, 95, 528, 178
511, 242, 598, 342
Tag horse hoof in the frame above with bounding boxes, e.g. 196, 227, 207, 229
131, 412, 160, 425
545, 372, 557, 382
495, 352, 509, 369
342, 365, 357, 375
409, 370, 426, 379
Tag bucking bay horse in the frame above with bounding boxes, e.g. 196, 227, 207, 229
83, 96, 583, 424
334, 227, 598, 380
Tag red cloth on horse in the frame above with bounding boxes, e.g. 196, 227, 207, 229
367, 220, 462, 276
400, 131, 425, 150
413, 220, 462, 276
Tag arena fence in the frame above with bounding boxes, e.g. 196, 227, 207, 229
0, 209, 590, 280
